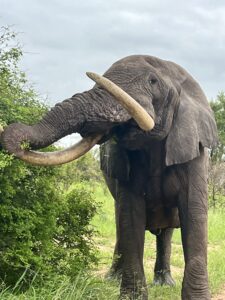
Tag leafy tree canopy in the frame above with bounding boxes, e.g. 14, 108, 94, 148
0, 26, 47, 126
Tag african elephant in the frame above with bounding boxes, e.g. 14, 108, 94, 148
1, 55, 217, 299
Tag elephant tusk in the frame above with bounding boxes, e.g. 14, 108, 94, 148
1, 128, 102, 166
86, 72, 155, 131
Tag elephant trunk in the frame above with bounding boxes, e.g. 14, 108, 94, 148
1, 94, 98, 164
1, 73, 155, 166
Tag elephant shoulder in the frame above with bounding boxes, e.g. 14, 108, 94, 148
100, 140, 130, 181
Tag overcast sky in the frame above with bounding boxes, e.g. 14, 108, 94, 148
1, 1, 225, 144
1, 0, 225, 101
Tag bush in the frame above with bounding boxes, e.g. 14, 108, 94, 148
0, 155, 98, 286
0, 155, 59, 285
54, 182, 98, 279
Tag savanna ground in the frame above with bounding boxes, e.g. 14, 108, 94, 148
1, 184, 225, 299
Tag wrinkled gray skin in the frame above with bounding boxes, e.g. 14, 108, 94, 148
2, 55, 218, 299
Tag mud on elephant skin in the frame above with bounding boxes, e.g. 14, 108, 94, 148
1, 55, 218, 299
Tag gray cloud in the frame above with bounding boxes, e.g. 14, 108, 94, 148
1, 0, 225, 106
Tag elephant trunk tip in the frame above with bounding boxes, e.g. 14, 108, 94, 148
1, 123, 33, 157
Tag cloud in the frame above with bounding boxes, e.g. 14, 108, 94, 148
1, 0, 225, 106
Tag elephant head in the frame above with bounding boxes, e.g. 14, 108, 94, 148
0, 55, 217, 164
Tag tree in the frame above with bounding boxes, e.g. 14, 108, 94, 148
0, 27, 47, 126
208, 161, 225, 210
210, 92, 225, 162
208, 92, 225, 209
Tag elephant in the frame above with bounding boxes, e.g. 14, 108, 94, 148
0, 55, 218, 299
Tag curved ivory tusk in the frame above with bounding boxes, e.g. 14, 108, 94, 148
86, 72, 155, 131
1, 130, 102, 166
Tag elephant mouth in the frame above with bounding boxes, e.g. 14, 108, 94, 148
0, 73, 155, 166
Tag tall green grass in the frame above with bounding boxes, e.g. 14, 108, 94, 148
0, 273, 119, 300
1, 185, 225, 299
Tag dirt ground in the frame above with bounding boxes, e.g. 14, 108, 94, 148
212, 287, 225, 300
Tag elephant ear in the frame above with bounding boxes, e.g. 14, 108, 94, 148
166, 90, 218, 166
100, 140, 130, 181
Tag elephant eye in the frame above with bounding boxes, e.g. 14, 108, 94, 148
149, 78, 157, 85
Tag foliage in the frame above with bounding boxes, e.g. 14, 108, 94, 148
209, 92, 225, 209
0, 27, 47, 126
0, 26, 98, 287
54, 183, 98, 279
0, 157, 58, 285
210, 92, 225, 162
208, 162, 225, 210
57, 151, 103, 190
0, 157, 98, 286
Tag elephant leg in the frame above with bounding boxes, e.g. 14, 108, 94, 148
103, 174, 148, 298
104, 176, 123, 280
178, 152, 210, 300
115, 183, 148, 299
153, 228, 175, 286
106, 208, 123, 280
106, 242, 122, 280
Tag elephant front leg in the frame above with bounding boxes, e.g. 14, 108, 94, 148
178, 153, 210, 300
179, 211, 210, 300
116, 185, 148, 299
106, 240, 123, 280
106, 199, 123, 280
153, 228, 175, 286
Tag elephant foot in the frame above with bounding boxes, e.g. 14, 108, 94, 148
153, 270, 175, 286
182, 288, 210, 300
105, 270, 121, 281
119, 274, 148, 299
105, 267, 122, 281
120, 286, 148, 300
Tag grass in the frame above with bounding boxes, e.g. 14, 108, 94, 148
1, 184, 225, 299
0, 274, 120, 300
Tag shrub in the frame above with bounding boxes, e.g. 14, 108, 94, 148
54, 182, 98, 279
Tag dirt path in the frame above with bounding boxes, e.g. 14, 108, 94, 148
212, 287, 225, 300
212, 294, 225, 300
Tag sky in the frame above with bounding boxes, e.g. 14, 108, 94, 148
1, 0, 225, 144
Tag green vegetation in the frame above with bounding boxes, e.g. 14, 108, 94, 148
209, 93, 225, 209
0, 27, 47, 127
210, 92, 225, 163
